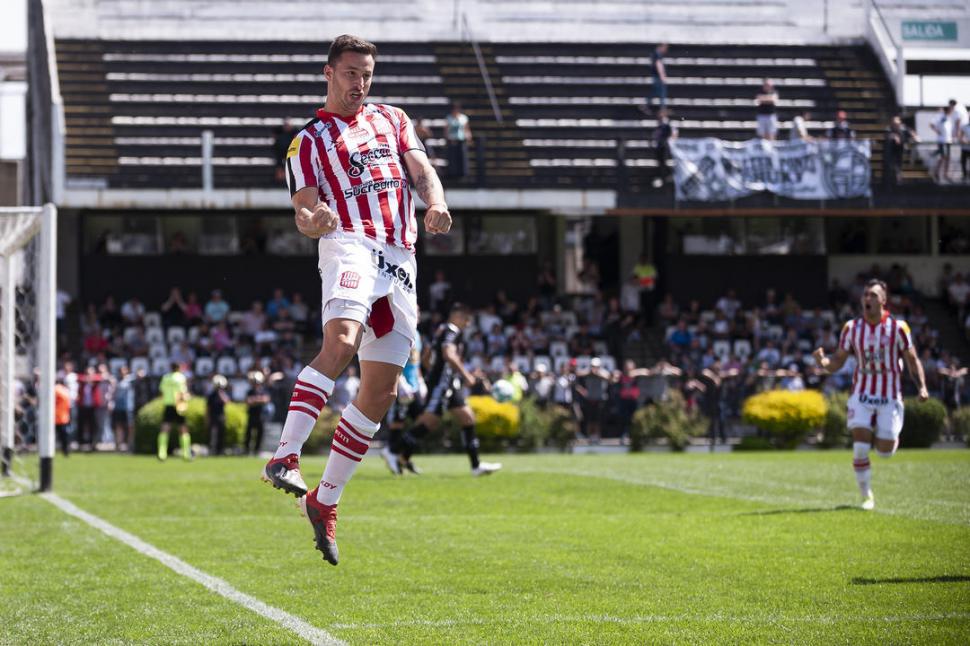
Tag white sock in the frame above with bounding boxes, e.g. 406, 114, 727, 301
852, 441, 872, 496
273, 366, 334, 460
316, 403, 378, 506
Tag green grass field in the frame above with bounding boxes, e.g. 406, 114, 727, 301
2, 450, 969, 645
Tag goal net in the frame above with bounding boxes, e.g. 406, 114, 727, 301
0, 206, 56, 496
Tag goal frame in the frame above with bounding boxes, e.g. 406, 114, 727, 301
0, 204, 56, 492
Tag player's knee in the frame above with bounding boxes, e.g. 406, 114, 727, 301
876, 449, 896, 459
325, 333, 358, 362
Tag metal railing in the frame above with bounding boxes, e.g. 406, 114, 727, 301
865, 0, 905, 107
26, 0, 66, 205
460, 13, 503, 124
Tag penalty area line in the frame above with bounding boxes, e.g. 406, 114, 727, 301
40, 492, 345, 646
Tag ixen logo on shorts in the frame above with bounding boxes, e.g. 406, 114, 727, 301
372, 250, 414, 292
340, 271, 360, 289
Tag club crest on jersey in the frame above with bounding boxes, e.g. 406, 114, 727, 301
348, 146, 393, 178
372, 250, 414, 292
339, 271, 360, 289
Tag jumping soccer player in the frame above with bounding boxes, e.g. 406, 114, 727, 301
261, 35, 451, 565
813, 279, 928, 510
398, 303, 502, 477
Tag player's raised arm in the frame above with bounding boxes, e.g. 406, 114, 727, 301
813, 346, 849, 374
902, 345, 930, 401
404, 149, 451, 234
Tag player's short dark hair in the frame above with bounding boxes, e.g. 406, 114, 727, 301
865, 278, 888, 295
327, 35, 378, 67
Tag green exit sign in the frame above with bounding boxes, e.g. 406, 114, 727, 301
902, 21, 958, 41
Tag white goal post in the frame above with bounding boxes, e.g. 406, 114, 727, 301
0, 205, 56, 493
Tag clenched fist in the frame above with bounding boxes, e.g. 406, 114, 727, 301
812, 347, 828, 368
295, 203, 339, 239
424, 203, 452, 235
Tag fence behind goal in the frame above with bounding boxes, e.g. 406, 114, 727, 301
0, 206, 56, 495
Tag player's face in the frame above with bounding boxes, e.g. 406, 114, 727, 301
324, 52, 374, 115
861, 286, 886, 315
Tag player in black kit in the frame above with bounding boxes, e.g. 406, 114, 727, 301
398, 303, 501, 476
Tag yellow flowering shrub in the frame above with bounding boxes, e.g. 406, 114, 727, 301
741, 389, 826, 449
468, 395, 520, 451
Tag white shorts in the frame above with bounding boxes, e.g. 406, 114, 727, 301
846, 393, 904, 441
318, 236, 417, 368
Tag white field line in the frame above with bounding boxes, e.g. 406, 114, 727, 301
516, 467, 970, 524
40, 493, 345, 646
332, 611, 970, 630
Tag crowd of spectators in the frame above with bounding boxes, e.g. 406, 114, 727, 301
16, 260, 968, 453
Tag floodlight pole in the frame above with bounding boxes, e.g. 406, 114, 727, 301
38, 204, 56, 491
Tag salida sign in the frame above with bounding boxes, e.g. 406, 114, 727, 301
901, 21, 957, 41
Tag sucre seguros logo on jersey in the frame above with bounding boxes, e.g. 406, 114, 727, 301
347, 146, 393, 178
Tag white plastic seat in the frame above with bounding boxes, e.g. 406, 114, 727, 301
167, 326, 186, 345
217, 356, 238, 376
145, 327, 165, 345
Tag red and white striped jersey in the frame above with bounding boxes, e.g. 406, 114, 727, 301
284, 103, 425, 250
838, 312, 913, 399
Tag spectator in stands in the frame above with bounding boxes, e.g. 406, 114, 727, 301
121, 296, 145, 326
445, 102, 472, 179
884, 115, 919, 189
204, 289, 230, 324
948, 273, 970, 323
537, 260, 557, 308
207, 374, 230, 456
273, 309, 298, 350
668, 319, 692, 352
415, 119, 437, 162
83, 325, 109, 358
570, 324, 596, 356
949, 99, 968, 142
273, 122, 297, 183
652, 107, 678, 186
575, 358, 611, 442
211, 321, 233, 355
715, 289, 742, 319
99, 295, 123, 331
288, 292, 309, 333
789, 110, 813, 142
958, 109, 970, 182
642, 42, 668, 115
170, 341, 195, 366
160, 287, 188, 327
755, 79, 779, 141
633, 254, 658, 324
930, 104, 954, 183
826, 110, 855, 141
56, 289, 72, 349
240, 301, 267, 343
76, 365, 105, 451
428, 270, 451, 314
54, 377, 71, 457
244, 371, 270, 455
183, 291, 203, 326
265, 288, 290, 320
329, 365, 360, 413
111, 365, 135, 452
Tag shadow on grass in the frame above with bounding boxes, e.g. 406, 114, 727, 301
852, 575, 970, 585
740, 505, 858, 517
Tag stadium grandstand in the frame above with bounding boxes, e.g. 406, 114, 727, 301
4, 0, 970, 448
